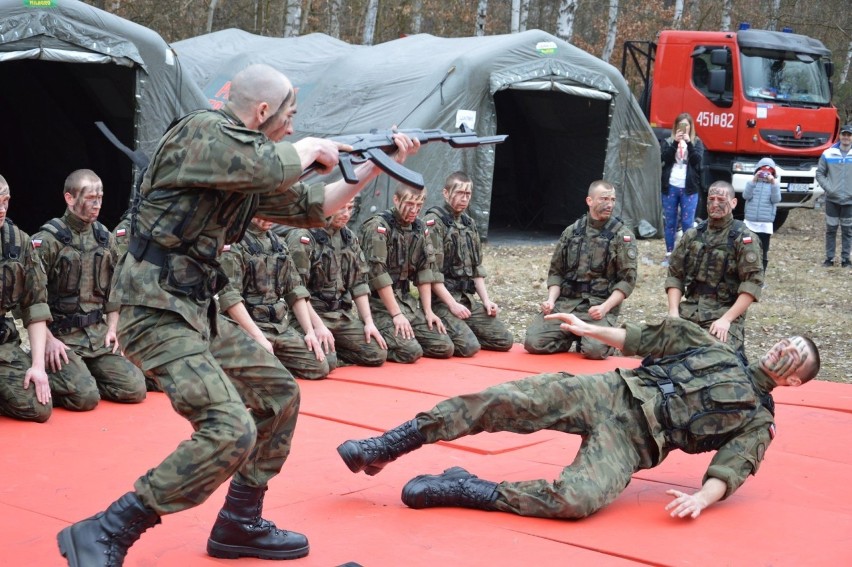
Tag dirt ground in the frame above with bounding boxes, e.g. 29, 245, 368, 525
482, 206, 851, 384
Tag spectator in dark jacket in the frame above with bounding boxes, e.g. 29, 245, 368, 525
660, 112, 704, 266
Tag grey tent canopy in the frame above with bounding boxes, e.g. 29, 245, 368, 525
174, 28, 661, 237
0, 0, 208, 234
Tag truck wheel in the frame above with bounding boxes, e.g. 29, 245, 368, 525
773, 209, 789, 231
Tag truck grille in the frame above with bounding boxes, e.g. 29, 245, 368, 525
759, 129, 831, 149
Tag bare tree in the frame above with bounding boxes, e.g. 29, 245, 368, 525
363, 0, 379, 45
672, 0, 684, 29
519, 0, 530, 32
206, 0, 219, 34
283, 0, 302, 37
555, 0, 578, 44
842, 38, 852, 85
475, 0, 488, 36
601, 0, 619, 63
511, 0, 520, 33
721, 0, 733, 31
328, 0, 342, 38
767, 0, 781, 31
412, 0, 423, 34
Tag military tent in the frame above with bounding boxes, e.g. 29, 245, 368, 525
0, 0, 208, 234
173, 28, 661, 237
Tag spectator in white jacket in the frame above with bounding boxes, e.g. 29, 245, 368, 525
743, 157, 781, 273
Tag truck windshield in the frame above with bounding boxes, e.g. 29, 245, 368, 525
740, 51, 831, 105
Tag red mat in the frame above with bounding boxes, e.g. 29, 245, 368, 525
2, 348, 850, 566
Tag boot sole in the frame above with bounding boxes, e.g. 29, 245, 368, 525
337, 441, 385, 475
57, 527, 80, 567
207, 540, 309, 560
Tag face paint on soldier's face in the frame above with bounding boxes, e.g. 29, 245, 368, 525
706, 187, 734, 220
760, 336, 809, 382
587, 188, 616, 221
0, 193, 9, 228
393, 192, 426, 225
444, 182, 472, 215
69, 183, 103, 224
329, 201, 354, 230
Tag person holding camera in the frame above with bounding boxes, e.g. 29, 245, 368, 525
660, 113, 704, 266
743, 157, 782, 273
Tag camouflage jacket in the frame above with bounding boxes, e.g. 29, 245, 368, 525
619, 317, 777, 499
424, 202, 486, 294
547, 214, 637, 314
33, 210, 117, 347
112, 107, 326, 340
0, 219, 50, 328
285, 225, 370, 315
218, 225, 308, 333
358, 208, 438, 299
665, 216, 763, 323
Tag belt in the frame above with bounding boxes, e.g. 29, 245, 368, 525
128, 234, 187, 267
50, 309, 104, 335
445, 279, 475, 294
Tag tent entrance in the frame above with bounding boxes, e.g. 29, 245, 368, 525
489, 87, 610, 234
0, 59, 136, 234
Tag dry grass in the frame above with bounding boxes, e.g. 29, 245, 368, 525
482, 207, 851, 383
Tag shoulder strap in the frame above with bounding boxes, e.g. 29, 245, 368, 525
1, 219, 20, 260
41, 219, 72, 245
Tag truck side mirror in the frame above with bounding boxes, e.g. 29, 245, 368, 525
710, 48, 729, 66
708, 69, 727, 94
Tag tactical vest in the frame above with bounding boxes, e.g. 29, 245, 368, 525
307, 227, 354, 310
39, 218, 111, 317
241, 229, 290, 324
426, 206, 479, 293
682, 219, 744, 305
0, 219, 27, 316
637, 346, 772, 453
560, 215, 623, 299
370, 211, 426, 293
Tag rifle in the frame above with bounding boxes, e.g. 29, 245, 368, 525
301, 125, 507, 190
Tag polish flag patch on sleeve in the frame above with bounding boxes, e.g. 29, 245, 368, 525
115, 228, 127, 238
300, 236, 310, 244
377, 226, 387, 234
426, 219, 436, 227
768, 423, 776, 439
222, 244, 231, 252
31, 239, 42, 249
743, 236, 753, 244
623, 234, 632, 242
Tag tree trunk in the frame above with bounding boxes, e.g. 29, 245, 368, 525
519, 0, 529, 32
301, 0, 313, 35
768, 0, 781, 31
206, 0, 219, 34
329, 0, 341, 38
672, 0, 684, 29
412, 0, 423, 34
555, 0, 577, 44
601, 0, 619, 63
283, 0, 302, 37
363, 0, 379, 45
475, 0, 488, 37
511, 0, 520, 33
720, 0, 732, 31
841, 38, 852, 85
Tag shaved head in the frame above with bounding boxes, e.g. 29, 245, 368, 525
0, 174, 8, 196
229, 64, 293, 112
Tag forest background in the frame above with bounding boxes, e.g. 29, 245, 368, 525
84, 0, 852, 121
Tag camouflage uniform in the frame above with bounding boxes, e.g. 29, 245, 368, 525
415, 317, 778, 518
425, 203, 513, 357
112, 216, 130, 258
359, 208, 454, 363
0, 219, 52, 422
218, 225, 332, 380
666, 217, 763, 352
524, 214, 637, 359
113, 107, 327, 516
285, 225, 387, 367
33, 210, 146, 410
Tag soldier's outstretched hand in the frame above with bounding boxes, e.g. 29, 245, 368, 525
545, 313, 588, 336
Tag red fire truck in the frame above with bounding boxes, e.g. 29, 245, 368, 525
623, 26, 839, 228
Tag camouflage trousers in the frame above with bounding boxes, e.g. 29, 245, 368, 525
293, 309, 387, 367
48, 330, 147, 411
118, 305, 301, 516
415, 370, 656, 518
523, 298, 617, 359
0, 341, 51, 423
679, 302, 747, 354
432, 291, 514, 358
262, 324, 335, 380
370, 294, 454, 364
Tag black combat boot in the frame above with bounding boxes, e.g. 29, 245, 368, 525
207, 481, 309, 560
402, 467, 498, 510
57, 492, 160, 567
337, 419, 425, 475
